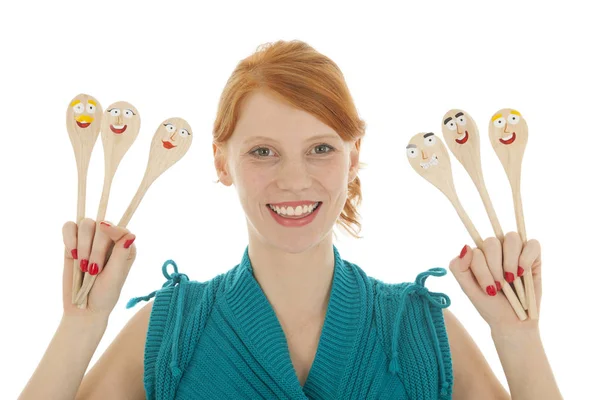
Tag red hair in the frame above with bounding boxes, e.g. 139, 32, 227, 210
212, 40, 367, 238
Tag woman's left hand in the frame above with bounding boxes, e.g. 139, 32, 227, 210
448, 231, 542, 333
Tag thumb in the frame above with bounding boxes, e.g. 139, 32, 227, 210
99, 221, 133, 247
448, 244, 481, 299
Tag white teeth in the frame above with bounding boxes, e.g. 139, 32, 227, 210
501, 133, 514, 140
113, 124, 125, 129
420, 154, 438, 169
269, 202, 319, 217
457, 132, 466, 140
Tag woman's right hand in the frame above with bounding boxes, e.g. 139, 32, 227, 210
61, 218, 137, 320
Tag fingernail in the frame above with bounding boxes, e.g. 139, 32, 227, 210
124, 237, 136, 249
505, 272, 515, 283
517, 266, 524, 277
71, 249, 78, 260
80, 259, 88, 273
459, 245, 468, 259
486, 285, 497, 296
495, 281, 502, 291
89, 263, 99, 275
100, 221, 111, 227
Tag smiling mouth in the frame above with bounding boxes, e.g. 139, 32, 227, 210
499, 132, 516, 145
420, 154, 439, 169
162, 140, 176, 149
76, 121, 91, 128
110, 124, 127, 134
456, 130, 469, 144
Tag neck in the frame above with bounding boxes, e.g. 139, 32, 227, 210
246, 232, 335, 321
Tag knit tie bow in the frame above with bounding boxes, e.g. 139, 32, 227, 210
388, 267, 452, 398
126, 259, 189, 379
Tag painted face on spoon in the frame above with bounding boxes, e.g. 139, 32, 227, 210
406, 132, 451, 172
161, 120, 192, 150
102, 101, 140, 135
489, 108, 528, 147
442, 109, 480, 149
66, 93, 103, 135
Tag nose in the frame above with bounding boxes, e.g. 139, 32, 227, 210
421, 149, 428, 159
503, 122, 510, 133
276, 158, 312, 193
117, 115, 123, 125
170, 131, 177, 141
456, 122, 463, 134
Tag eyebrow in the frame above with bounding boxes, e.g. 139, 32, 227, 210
443, 117, 452, 124
423, 132, 434, 138
88, 99, 97, 106
406, 144, 417, 149
455, 112, 464, 118
243, 133, 340, 144
70, 99, 81, 107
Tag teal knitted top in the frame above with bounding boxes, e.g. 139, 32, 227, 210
127, 244, 453, 399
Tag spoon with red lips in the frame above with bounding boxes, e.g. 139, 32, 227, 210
75, 117, 193, 306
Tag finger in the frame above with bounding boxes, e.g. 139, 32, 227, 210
471, 248, 498, 297
87, 223, 113, 276
97, 226, 137, 283
482, 237, 503, 291
77, 218, 96, 274
448, 244, 482, 300
98, 220, 132, 245
62, 221, 78, 260
520, 238, 543, 308
502, 231, 523, 283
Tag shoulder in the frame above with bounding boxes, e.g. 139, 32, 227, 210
369, 267, 454, 400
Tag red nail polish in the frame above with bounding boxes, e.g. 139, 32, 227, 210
80, 259, 88, 273
505, 272, 515, 283
124, 237, 135, 249
100, 221, 111, 227
89, 263, 99, 275
517, 266, 524, 277
495, 281, 502, 291
71, 249, 78, 259
486, 285, 497, 296
459, 245, 468, 259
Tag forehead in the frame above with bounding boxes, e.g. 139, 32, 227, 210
232, 90, 334, 140
407, 132, 435, 147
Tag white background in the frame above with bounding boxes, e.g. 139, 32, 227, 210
1, 0, 597, 398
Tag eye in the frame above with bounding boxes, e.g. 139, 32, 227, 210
109, 108, 121, 117
444, 120, 457, 131
456, 116, 467, 126
424, 135, 437, 147
178, 128, 190, 137
73, 103, 84, 114
507, 114, 520, 125
123, 109, 135, 118
86, 103, 96, 114
164, 123, 176, 133
250, 147, 274, 158
311, 144, 334, 155
494, 117, 506, 128
406, 147, 418, 158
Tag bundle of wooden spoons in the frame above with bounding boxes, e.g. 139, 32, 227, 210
406, 131, 527, 321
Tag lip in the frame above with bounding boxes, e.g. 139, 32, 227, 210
162, 140, 176, 149
267, 202, 322, 227
499, 132, 516, 145
268, 200, 318, 208
110, 124, 127, 134
76, 121, 91, 128
456, 130, 469, 144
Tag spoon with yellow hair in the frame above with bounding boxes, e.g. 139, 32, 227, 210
488, 109, 538, 320
74, 117, 194, 307
406, 132, 527, 320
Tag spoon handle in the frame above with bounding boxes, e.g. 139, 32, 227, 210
119, 178, 150, 228
72, 161, 89, 309
474, 177, 505, 242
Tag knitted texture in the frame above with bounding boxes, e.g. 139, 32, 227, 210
128, 245, 453, 399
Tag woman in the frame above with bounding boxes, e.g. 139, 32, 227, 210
19, 40, 562, 399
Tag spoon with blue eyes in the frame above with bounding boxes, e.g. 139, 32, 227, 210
406, 132, 527, 321
488, 108, 537, 320
65, 93, 103, 306
75, 117, 194, 306
74, 101, 141, 308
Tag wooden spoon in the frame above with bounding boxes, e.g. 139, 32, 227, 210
488, 109, 538, 320
74, 117, 193, 306
441, 109, 504, 241
65, 94, 103, 306
76, 101, 141, 308
406, 132, 527, 320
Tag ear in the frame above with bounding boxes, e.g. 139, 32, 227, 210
348, 138, 361, 184
213, 143, 233, 186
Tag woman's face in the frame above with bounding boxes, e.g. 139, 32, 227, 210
214, 89, 360, 253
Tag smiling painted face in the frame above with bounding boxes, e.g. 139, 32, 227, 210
406, 132, 454, 194
489, 108, 528, 148
66, 93, 103, 139
101, 101, 140, 136
442, 109, 480, 150
161, 120, 192, 150
146, 117, 193, 174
